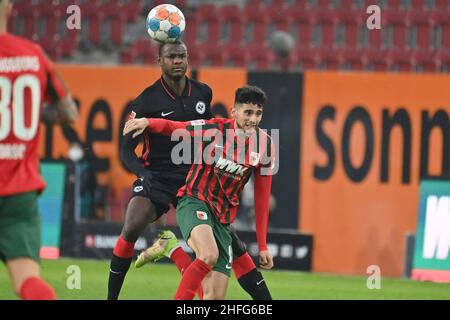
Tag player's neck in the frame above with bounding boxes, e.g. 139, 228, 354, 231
162, 74, 185, 96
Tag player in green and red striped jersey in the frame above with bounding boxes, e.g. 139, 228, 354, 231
123, 86, 275, 300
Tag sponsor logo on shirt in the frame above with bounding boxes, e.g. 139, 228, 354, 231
196, 211, 208, 220
190, 119, 205, 126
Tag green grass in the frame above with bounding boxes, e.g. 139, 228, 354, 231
1, 258, 449, 300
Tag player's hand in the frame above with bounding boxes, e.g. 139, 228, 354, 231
123, 118, 149, 138
259, 250, 274, 270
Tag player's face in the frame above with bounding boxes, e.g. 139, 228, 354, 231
232, 103, 263, 137
158, 44, 188, 81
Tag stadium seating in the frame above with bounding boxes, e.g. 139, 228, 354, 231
6, 0, 450, 72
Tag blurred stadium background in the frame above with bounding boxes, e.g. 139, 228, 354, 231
3, 0, 450, 299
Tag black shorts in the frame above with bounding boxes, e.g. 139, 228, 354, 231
230, 229, 247, 258
130, 169, 186, 219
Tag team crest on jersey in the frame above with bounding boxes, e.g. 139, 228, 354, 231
196, 211, 208, 220
250, 151, 260, 166
195, 101, 206, 114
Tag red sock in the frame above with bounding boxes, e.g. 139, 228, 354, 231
170, 247, 191, 274
232, 252, 256, 279
113, 235, 135, 258
174, 258, 211, 300
20, 277, 56, 300
170, 247, 204, 299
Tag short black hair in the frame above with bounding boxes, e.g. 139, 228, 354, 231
158, 40, 186, 56
234, 86, 267, 108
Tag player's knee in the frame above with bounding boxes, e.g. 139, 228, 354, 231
198, 250, 219, 267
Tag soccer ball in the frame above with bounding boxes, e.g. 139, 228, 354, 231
146, 4, 186, 43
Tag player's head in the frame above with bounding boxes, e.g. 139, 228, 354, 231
232, 86, 266, 137
158, 40, 188, 81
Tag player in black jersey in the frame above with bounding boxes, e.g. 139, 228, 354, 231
107, 40, 272, 300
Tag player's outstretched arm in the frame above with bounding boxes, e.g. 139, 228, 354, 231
254, 167, 274, 270
123, 118, 149, 138
123, 118, 198, 138
41, 93, 78, 125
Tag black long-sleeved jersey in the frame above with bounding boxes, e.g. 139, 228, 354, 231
121, 76, 213, 177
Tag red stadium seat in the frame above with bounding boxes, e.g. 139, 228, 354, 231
411, 0, 425, 10
37, 0, 68, 39
389, 49, 413, 72
243, 0, 269, 45
134, 39, 159, 65
409, 10, 432, 51
292, 46, 319, 70
288, 5, 314, 50
198, 44, 225, 67
186, 43, 202, 68
81, 0, 106, 46
195, 4, 220, 45
432, 10, 450, 50
340, 48, 364, 70
435, 0, 450, 11
123, 0, 144, 23
219, 4, 244, 45
103, 0, 127, 47
265, 0, 292, 32
317, 46, 341, 70
16, 0, 40, 39
120, 39, 159, 65
246, 44, 275, 70
411, 50, 438, 72
387, 0, 402, 10
435, 49, 450, 71
37, 35, 63, 61
362, 49, 391, 71
222, 44, 247, 68
335, 0, 364, 49
183, 11, 199, 47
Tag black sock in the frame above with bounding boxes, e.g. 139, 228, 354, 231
238, 269, 272, 300
107, 254, 132, 300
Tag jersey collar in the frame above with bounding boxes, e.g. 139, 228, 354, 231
160, 76, 192, 100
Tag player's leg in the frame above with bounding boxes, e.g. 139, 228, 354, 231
174, 197, 218, 300
107, 192, 160, 300
201, 222, 233, 300
0, 192, 56, 300
201, 271, 229, 300
6, 258, 55, 300
231, 230, 272, 300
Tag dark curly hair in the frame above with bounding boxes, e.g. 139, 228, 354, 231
234, 86, 267, 108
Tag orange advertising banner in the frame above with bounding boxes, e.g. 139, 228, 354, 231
38, 65, 245, 220
300, 71, 450, 276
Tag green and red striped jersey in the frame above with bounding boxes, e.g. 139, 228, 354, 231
147, 117, 274, 250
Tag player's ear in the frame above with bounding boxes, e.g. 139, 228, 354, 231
231, 108, 237, 118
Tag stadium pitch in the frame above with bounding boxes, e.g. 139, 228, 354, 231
1, 258, 449, 300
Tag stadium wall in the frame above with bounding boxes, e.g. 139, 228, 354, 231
300, 71, 450, 277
